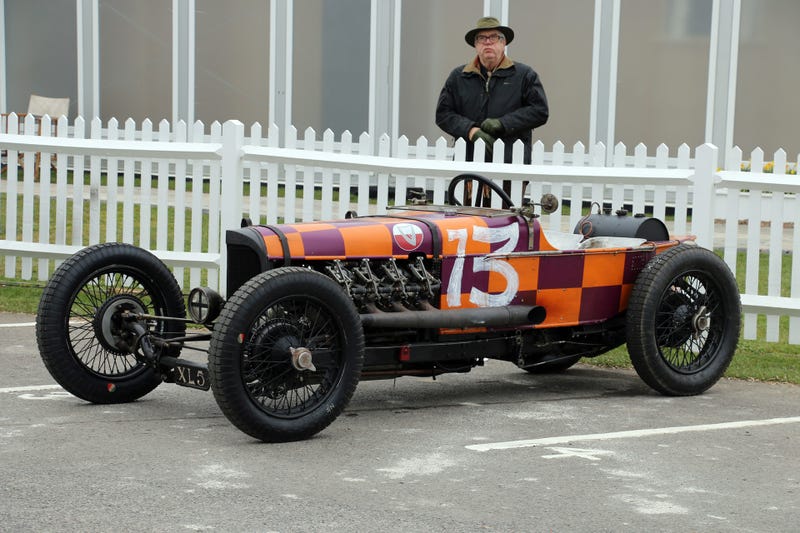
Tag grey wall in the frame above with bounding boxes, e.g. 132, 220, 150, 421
5, 0, 77, 117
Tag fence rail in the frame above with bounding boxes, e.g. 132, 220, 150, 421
1, 115, 799, 344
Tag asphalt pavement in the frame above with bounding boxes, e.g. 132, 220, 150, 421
1, 312, 798, 532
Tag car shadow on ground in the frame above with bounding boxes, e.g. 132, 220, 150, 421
347, 362, 655, 415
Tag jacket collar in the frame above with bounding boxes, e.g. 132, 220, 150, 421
462, 55, 514, 76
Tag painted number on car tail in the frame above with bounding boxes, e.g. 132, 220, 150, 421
446, 223, 520, 308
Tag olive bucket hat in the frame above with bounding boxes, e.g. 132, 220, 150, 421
464, 16, 514, 46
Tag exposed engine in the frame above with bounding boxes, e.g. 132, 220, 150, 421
325, 256, 442, 313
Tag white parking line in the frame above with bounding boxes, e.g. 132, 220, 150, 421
0, 384, 62, 394
0, 322, 36, 328
466, 416, 800, 452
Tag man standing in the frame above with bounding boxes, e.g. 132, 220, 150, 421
436, 17, 549, 165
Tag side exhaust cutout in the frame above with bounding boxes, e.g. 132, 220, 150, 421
359, 305, 546, 329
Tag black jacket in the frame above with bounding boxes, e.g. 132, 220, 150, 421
436, 56, 548, 163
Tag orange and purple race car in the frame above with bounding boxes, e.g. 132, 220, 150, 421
35, 173, 741, 442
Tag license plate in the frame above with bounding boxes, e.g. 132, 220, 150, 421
172, 361, 211, 391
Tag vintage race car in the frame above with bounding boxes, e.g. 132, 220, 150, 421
35, 173, 741, 442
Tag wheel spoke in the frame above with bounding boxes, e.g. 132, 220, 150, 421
238, 294, 344, 419
63, 267, 168, 379
654, 271, 727, 372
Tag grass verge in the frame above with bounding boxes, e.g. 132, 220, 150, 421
588, 340, 800, 385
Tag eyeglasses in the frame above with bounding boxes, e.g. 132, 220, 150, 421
475, 33, 505, 45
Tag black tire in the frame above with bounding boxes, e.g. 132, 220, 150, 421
447, 173, 514, 208
524, 355, 582, 374
209, 267, 364, 442
35, 243, 186, 403
626, 244, 740, 396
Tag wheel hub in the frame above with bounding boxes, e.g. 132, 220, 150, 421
244, 319, 318, 401
660, 292, 694, 348
93, 295, 146, 353
290, 346, 316, 371
249, 319, 316, 372
692, 305, 710, 339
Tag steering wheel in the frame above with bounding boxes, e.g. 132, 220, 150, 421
447, 173, 514, 208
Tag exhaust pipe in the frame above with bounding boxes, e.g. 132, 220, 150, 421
359, 305, 546, 329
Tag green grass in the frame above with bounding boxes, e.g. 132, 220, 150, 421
1, 170, 799, 385
588, 339, 800, 384
0, 280, 43, 314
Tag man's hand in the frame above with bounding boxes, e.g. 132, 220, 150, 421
471, 129, 496, 154
480, 118, 505, 137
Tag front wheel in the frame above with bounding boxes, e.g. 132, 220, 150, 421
209, 267, 364, 442
35, 243, 186, 403
626, 245, 740, 395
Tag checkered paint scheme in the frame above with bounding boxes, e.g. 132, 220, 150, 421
251, 211, 682, 330
499, 248, 654, 327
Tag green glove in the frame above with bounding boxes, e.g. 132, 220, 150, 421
481, 118, 505, 137
471, 129, 496, 154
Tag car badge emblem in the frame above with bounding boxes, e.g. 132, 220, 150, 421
392, 223, 423, 251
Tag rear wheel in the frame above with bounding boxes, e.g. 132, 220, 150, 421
36, 243, 186, 403
209, 267, 364, 442
626, 245, 740, 395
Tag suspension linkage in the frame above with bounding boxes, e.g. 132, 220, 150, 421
118, 312, 211, 391
120, 311, 198, 323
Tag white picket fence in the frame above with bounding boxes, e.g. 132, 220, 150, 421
1, 114, 799, 344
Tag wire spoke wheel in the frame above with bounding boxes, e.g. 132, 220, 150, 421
68, 269, 165, 377
36, 243, 185, 403
626, 245, 740, 396
242, 298, 344, 418
654, 272, 721, 372
209, 267, 364, 442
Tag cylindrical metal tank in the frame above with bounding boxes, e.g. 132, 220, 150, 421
574, 211, 670, 241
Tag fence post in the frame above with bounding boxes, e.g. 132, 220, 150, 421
219, 120, 245, 297
691, 143, 718, 249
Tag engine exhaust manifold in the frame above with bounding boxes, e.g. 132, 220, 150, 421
359, 305, 546, 329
